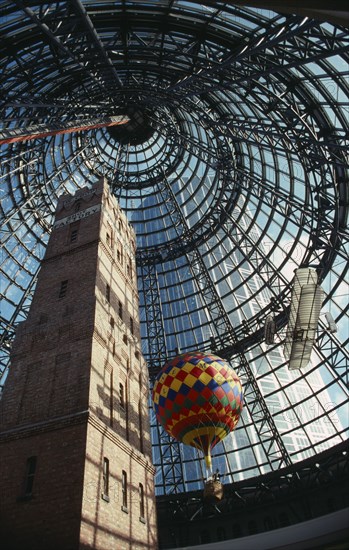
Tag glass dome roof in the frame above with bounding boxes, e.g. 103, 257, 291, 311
1, 1, 348, 494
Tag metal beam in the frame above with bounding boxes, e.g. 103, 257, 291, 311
138, 261, 185, 493
155, 170, 293, 471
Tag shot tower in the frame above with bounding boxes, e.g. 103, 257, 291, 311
0, 177, 157, 549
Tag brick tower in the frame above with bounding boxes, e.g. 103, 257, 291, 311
0, 177, 157, 550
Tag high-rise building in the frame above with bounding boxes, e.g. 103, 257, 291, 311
0, 177, 157, 550
147, 200, 344, 490
225, 206, 343, 473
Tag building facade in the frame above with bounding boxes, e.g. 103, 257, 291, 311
0, 177, 157, 550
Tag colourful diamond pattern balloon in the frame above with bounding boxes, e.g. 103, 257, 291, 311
152, 351, 244, 469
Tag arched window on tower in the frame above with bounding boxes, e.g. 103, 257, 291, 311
122, 470, 128, 511
22, 456, 37, 498
59, 280, 68, 298
139, 483, 145, 520
102, 458, 110, 502
69, 221, 80, 244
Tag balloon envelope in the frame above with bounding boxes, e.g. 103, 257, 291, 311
152, 351, 243, 468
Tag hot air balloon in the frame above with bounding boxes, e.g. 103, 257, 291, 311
152, 351, 244, 477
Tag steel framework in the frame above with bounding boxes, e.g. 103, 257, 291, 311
1, 1, 348, 494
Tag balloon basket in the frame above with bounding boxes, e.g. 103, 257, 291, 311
203, 479, 224, 503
